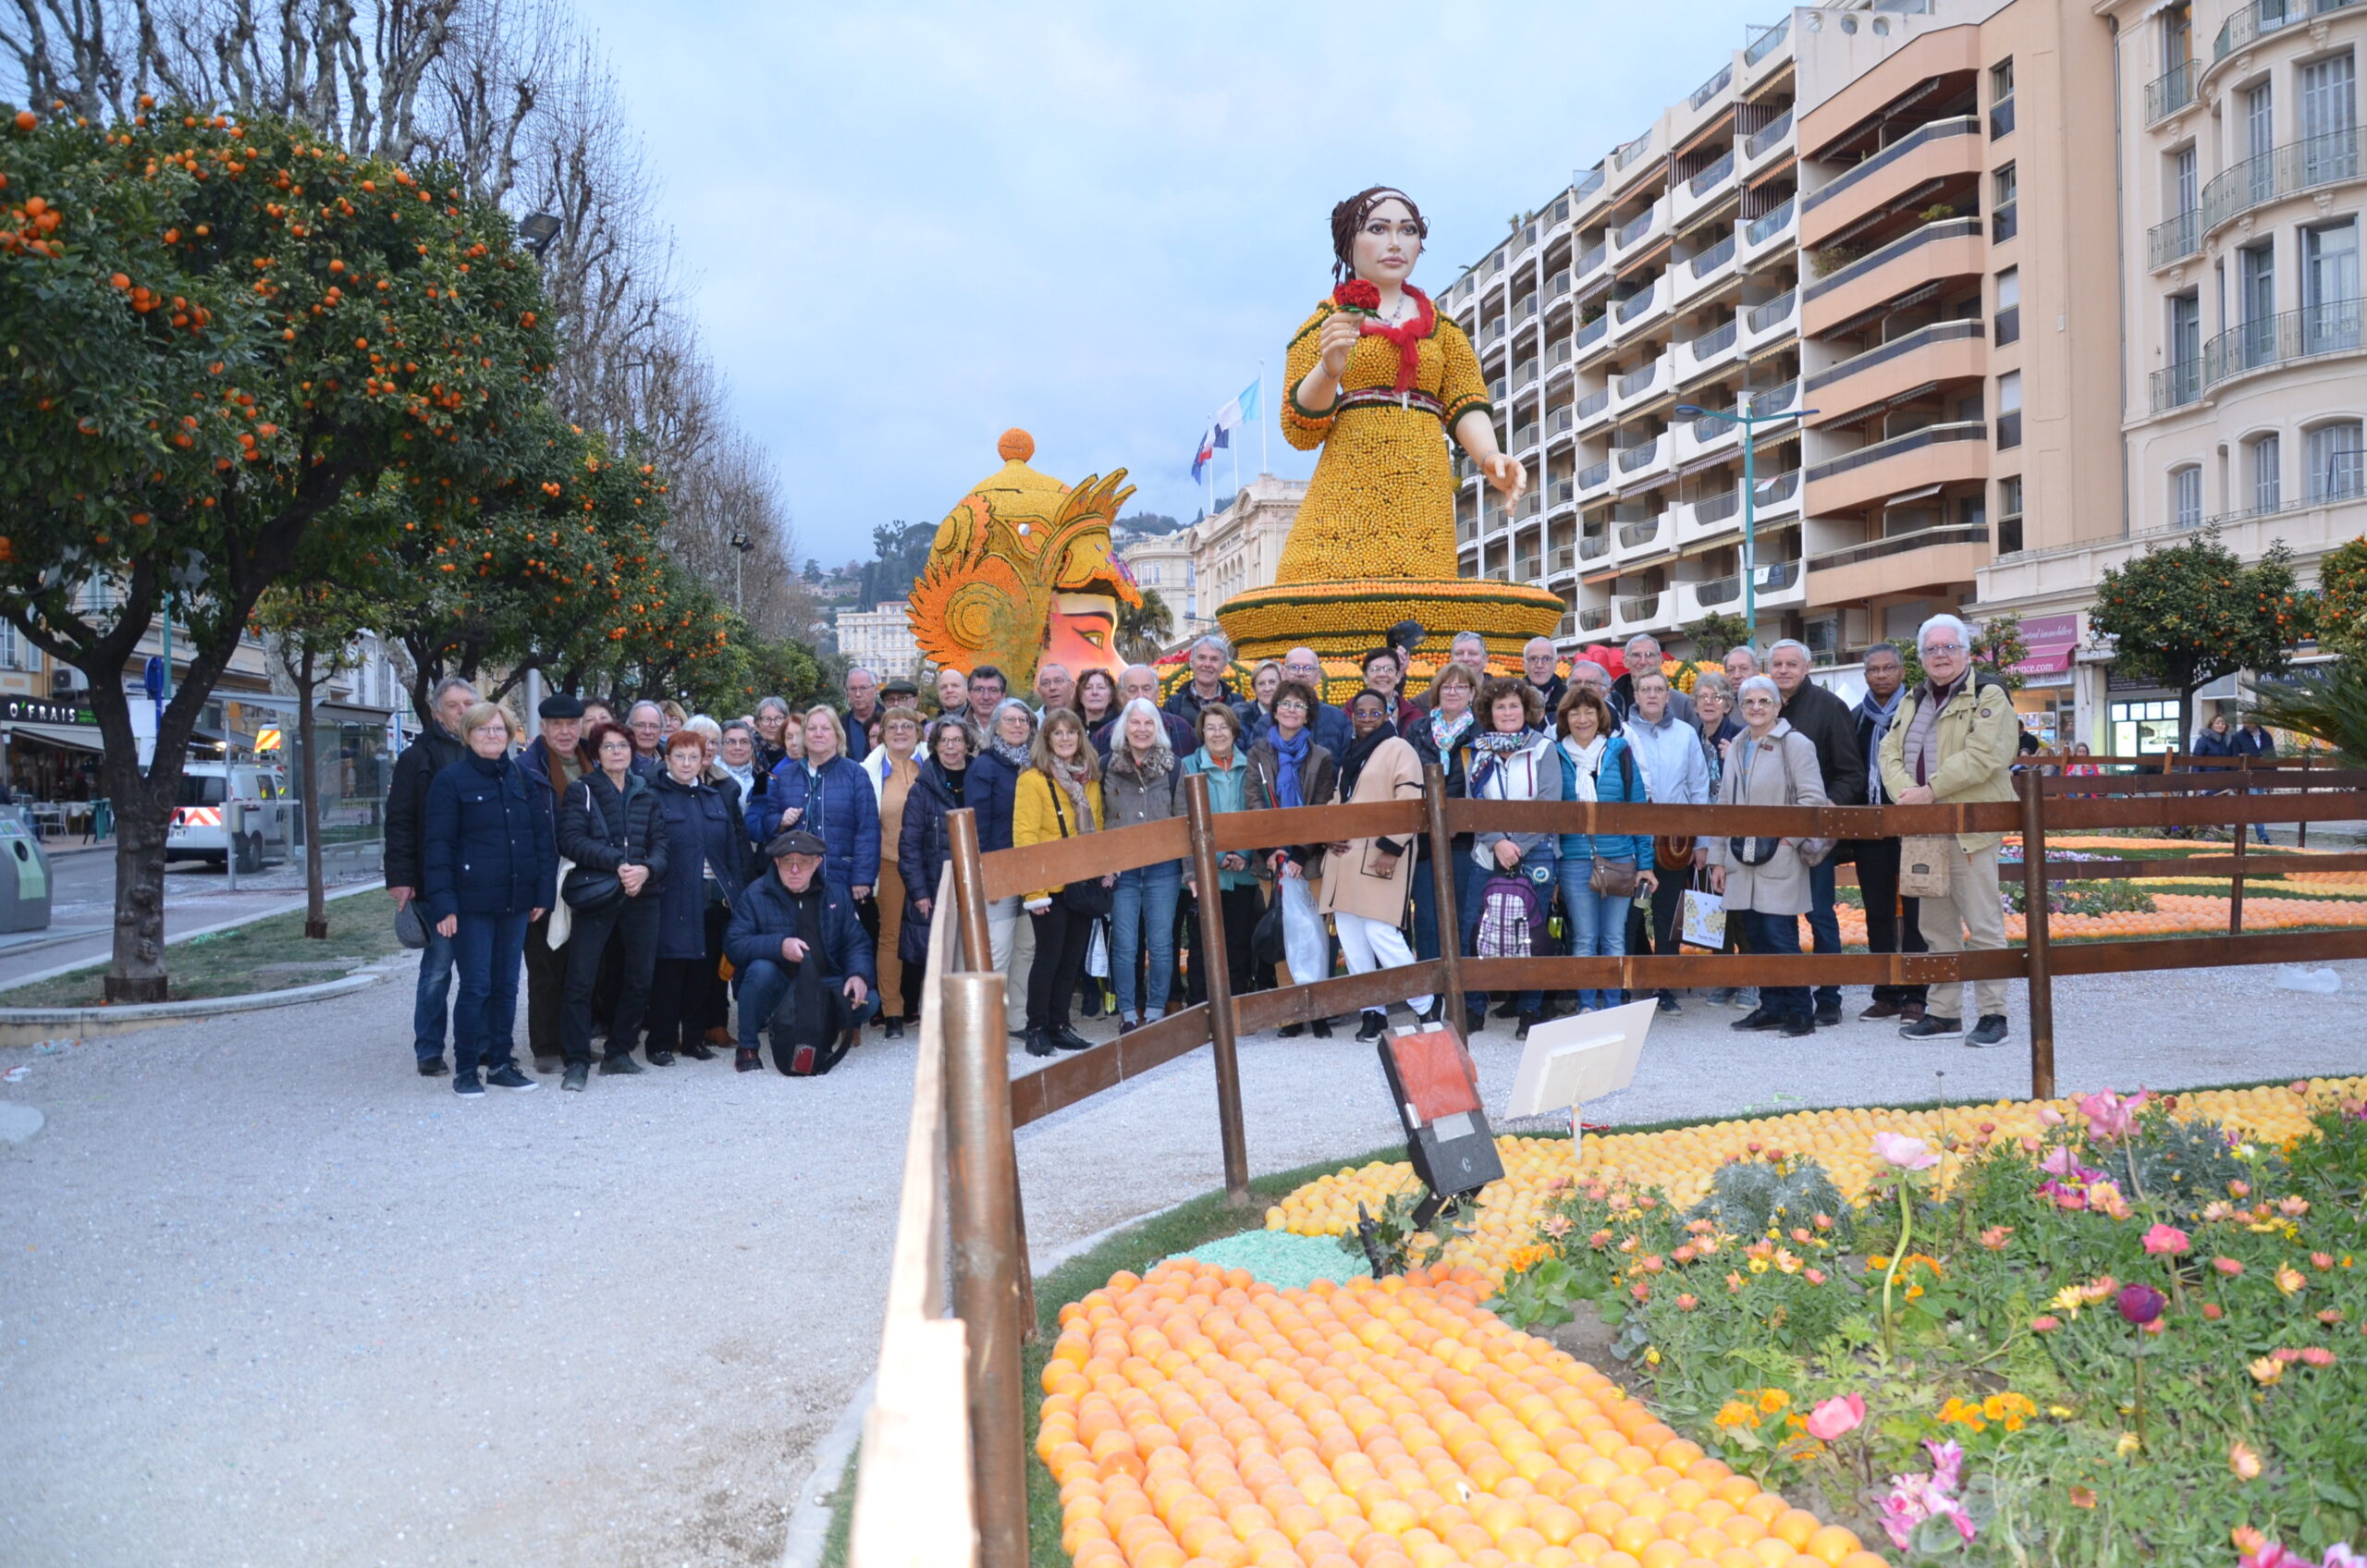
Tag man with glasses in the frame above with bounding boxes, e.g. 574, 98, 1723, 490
1097, 664, 1196, 756
1609, 634, 1696, 728
1521, 636, 1566, 718
1768, 638, 1865, 1026
1847, 643, 1929, 1023
1878, 614, 2018, 1047
1278, 647, 1352, 753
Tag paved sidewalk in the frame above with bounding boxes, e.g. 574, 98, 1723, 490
2, 952, 2362, 1565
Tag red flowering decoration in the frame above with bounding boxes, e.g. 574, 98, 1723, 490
1333, 279, 1381, 312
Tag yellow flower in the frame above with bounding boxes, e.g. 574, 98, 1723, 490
2275, 1264, 2307, 1296
2250, 1356, 2286, 1385
1748, 1256, 1771, 1274
2048, 1404, 2077, 1419
2117, 1431, 2141, 1458
1983, 1391, 2037, 1431
2051, 1285, 2088, 1318
1716, 1401, 1759, 1429
1758, 1387, 1791, 1415
1643, 1345, 1662, 1366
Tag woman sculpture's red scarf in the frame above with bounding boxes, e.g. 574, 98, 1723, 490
1331, 280, 1435, 395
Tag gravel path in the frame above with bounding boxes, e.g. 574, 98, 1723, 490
3, 950, 2363, 1564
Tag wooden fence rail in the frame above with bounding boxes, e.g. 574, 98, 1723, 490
858, 764, 2367, 1568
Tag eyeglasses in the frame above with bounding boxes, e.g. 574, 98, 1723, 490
1922, 643, 1966, 656
1742, 697, 1777, 708
1276, 699, 1309, 713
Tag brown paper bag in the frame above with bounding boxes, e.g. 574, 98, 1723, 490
1899, 835, 1953, 900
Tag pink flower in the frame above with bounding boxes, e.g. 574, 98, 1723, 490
2142, 1223, 2191, 1256
1805, 1394, 1865, 1440
2030, 1314, 2062, 1332
2078, 1088, 2149, 1142
2039, 1105, 2066, 1127
2214, 1256, 2246, 1277
1874, 1132, 1941, 1170
2300, 1346, 2336, 1368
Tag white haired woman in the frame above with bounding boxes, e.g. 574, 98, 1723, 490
1101, 697, 1187, 1033
1702, 675, 1827, 1037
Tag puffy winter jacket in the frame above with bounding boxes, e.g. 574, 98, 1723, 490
557, 768, 669, 883
650, 772, 751, 961
384, 723, 465, 890
1245, 732, 1337, 870
748, 753, 880, 889
964, 746, 1027, 854
723, 868, 877, 987
897, 760, 969, 963
422, 752, 558, 923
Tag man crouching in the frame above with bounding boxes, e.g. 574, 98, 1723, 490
724, 828, 877, 1075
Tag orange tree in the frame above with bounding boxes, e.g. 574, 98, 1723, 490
2089, 529, 2312, 734
0, 101, 552, 999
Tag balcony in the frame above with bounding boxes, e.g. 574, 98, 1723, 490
1547, 402, 1576, 443
1745, 110, 1794, 166
1675, 486, 1743, 545
1990, 94, 2016, 140
1679, 317, 1740, 378
1609, 275, 1670, 345
1802, 217, 1986, 337
1576, 459, 1613, 496
1509, 422, 1539, 455
1798, 116, 1981, 249
2145, 59, 2197, 125
1549, 543, 1578, 576
1688, 62, 1735, 112
1577, 604, 1613, 633
1579, 531, 1612, 561
1547, 338, 1575, 380
1615, 512, 1668, 560
1803, 419, 1988, 513
1747, 378, 1798, 420
1612, 353, 1671, 414
1745, 16, 1790, 67
2201, 299, 2366, 393
1576, 240, 1610, 281
1739, 288, 1798, 351
1575, 313, 1610, 354
1803, 317, 1985, 416
2148, 208, 2201, 271
2201, 128, 2367, 238
1740, 197, 1797, 263
1575, 165, 1607, 204
2150, 356, 2203, 413
1674, 405, 1741, 467
1677, 234, 1739, 303
1754, 468, 1804, 521
1807, 521, 1993, 607
1674, 152, 1739, 229
1548, 475, 1577, 510
2213, 0, 2362, 64
1613, 434, 1671, 486
1480, 319, 1508, 349
1613, 195, 1671, 255
1680, 560, 1803, 619
1572, 386, 1613, 430
1512, 358, 1539, 392
1613, 589, 1676, 637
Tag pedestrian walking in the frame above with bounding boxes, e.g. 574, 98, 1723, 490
421, 701, 558, 1094
386, 676, 476, 1077
555, 721, 668, 1089
1703, 677, 1829, 1037
1878, 614, 2019, 1047
1768, 638, 1865, 1025
1014, 710, 1109, 1057
1319, 690, 1435, 1040
643, 729, 751, 1065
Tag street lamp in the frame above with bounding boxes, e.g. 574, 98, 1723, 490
1676, 393, 1819, 643
729, 526, 756, 614
518, 212, 562, 257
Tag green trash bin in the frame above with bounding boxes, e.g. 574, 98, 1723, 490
92, 798, 113, 841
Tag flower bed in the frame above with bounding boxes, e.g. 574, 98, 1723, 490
1258, 1082, 2367, 1566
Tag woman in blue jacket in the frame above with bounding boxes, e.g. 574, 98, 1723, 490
964, 699, 1035, 979
1552, 685, 1655, 1014
644, 729, 753, 1066
423, 702, 558, 1096
747, 708, 881, 903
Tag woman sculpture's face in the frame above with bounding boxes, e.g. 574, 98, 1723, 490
1252, 666, 1280, 704
1490, 693, 1527, 734
598, 732, 632, 774
1049, 723, 1081, 761
935, 726, 969, 768
1565, 704, 1600, 744
803, 711, 839, 763
1352, 198, 1423, 286
1125, 709, 1160, 753
998, 707, 1033, 748
1350, 695, 1389, 738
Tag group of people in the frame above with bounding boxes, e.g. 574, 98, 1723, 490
385, 679, 924, 1095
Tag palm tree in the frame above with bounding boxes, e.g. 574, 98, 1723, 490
2249, 659, 2367, 765
1120, 588, 1175, 664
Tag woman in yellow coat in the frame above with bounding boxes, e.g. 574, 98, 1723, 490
1012, 709, 1110, 1058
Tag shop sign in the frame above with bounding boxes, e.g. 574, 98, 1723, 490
0, 696, 96, 725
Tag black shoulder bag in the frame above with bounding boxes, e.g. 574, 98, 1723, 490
563, 778, 628, 913
1047, 782, 1113, 917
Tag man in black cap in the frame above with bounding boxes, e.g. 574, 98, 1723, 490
519, 692, 592, 1072
722, 827, 877, 1074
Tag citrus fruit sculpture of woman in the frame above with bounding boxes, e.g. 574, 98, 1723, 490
1217, 188, 1564, 691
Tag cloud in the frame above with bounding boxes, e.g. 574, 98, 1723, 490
573, 0, 1775, 567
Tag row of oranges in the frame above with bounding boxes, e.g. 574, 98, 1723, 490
1830, 894, 2367, 947
1040, 1258, 1885, 1568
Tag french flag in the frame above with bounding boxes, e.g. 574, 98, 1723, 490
1190, 424, 1219, 481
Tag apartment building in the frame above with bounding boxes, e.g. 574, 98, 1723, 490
834, 601, 925, 681
1981, 0, 2364, 747
1117, 530, 1200, 643
1122, 476, 1307, 652
1451, 0, 2116, 730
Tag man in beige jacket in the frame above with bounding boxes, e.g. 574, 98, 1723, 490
1878, 613, 2020, 1047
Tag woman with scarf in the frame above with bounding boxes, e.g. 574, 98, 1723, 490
1319, 689, 1435, 1040
862, 704, 926, 1036
1101, 698, 1187, 1033
1468, 677, 1564, 1038
967, 698, 1036, 984
1686, 671, 1752, 1007
1407, 661, 1484, 1032
1246, 679, 1339, 1035
1013, 709, 1109, 1057
1182, 703, 1260, 1005
1703, 675, 1828, 1036
557, 721, 669, 1087
896, 716, 974, 1017
1554, 685, 1653, 1015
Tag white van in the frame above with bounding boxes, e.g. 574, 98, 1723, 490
167, 762, 292, 871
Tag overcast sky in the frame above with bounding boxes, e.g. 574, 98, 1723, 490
570, 0, 1777, 570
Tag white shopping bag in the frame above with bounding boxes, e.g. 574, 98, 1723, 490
1680, 886, 1726, 949
1085, 918, 1110, 979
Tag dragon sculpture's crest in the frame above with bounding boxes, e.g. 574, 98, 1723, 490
908, 429, 1140, 687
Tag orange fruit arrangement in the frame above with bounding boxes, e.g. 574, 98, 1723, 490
1038, 1257, 1885, 1568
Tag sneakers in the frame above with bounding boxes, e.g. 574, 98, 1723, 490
1053, 1025, 1093, 1052
599, 1054, 644, 1075
1356, 1011, 1388, 1042
1967, 1014, 2009, 1047
561, 1062, 589, 1092
1780, 1015, 1816, 1037
1655, 994, 1681, 1015
884, 1018, 905, 1040
1814, 1001, 1842, 1028
679, 1041, 717, 1062
645, 1048, 676, 1067
1119, 1018, 1139, 1036
453, 1072, 484, 1096
417, 1057, 449, 1077
1704, 987, 1736, 1008
736, 1047, 762, 1072
1024, 1027, 1056, 1058
1902, 1014, 1964, 1040
1731, 1008, 1784, 1032
484, 1064, 537, 1091
1901, 1000, 1928, 1023
1859, 1000, 1903, 1021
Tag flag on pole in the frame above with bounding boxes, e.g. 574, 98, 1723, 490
1192, 377, 1261, 481
1191, 425, 1218, 481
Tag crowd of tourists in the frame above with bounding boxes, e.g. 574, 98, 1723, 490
383, 610, 2021, 1092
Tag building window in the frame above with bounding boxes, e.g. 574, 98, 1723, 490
2238, 242, 2277, 368
1991, 57, 2017, 136
2171, 463, 2204, 527
2300, 53, 2357, 162
1994, 266, 2020, 345
1995, 370, 2023, 448
1996, 475, 2025, 553
2303, 220, 2361, 354
2251, 433, 2283, 514
2245, 82, 2275, 205
2306, 421, 2364, 501
2171, 145, 2197, 216
1992, 163, 2018, 242
0, 622, 18, 671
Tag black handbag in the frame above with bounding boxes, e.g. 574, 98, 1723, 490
1047, 784, 1113, 916
1251, 890, 1285, 966
562, 779, 629, 913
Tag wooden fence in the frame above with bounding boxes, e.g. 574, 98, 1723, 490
852, 758, 2367, 1568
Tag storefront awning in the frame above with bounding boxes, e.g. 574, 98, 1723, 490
6, 722, 104, 753
2008, 612, 2080, 677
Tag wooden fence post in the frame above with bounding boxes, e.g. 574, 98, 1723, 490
947, 808, 995, 980
2018, 769, 2055, 1100
2298, 752, 2312, 848
1184, 772, 1252, 1207
943, 971, 1028, 1568
1423, 765, 1467, 1036
2232, 755, 2250, 936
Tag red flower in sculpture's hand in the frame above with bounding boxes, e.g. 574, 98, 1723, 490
1334, 280, 1381, 312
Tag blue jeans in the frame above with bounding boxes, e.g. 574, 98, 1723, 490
736, 957, 878, 1052
1748, 910, 1811, 1019
1111, 862, 1182, 1022
411, 918, 458, 1065
1806, 858, 1841, 1012
1558, 859, 1631, 1012
449, 910, 531, 1079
